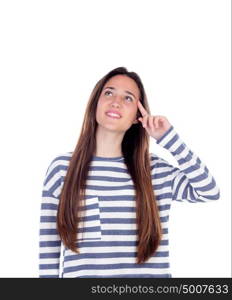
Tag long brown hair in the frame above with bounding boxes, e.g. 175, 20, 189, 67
57, 67, 162, 264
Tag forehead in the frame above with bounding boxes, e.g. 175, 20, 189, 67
103, 75, 140, 96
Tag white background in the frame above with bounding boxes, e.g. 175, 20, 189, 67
0, 0, 230, 278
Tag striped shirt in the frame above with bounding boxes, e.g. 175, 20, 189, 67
39, 125, 220, 278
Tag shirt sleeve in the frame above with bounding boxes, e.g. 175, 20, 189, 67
39, 156, 62, 278
155, 125, 220, 203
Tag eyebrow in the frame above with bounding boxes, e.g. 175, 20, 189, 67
104, 86, 137, 99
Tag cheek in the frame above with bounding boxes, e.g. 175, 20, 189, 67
124, 110, 137, 125
97, 96, 105, 108
96, 97, 103, 109
96, 98, 105, 118
96, 105, 102, 119
130, 105, 138, 118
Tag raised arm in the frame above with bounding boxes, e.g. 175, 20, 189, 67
136, 100, 219, 203
156, 126, 220, 202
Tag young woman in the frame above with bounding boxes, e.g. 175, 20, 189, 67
39, 67, 220, 278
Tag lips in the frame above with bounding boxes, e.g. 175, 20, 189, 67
105, 110, 122, 119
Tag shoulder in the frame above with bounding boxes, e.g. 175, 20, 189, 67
149, 152, 170, 166
42, 151, 73, 194
149, 152, 176, 171
44, 151, 73, 178
49, 151, 72, 165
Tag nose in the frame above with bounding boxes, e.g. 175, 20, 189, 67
111, 95, 122, 107
111, 102, 120, 108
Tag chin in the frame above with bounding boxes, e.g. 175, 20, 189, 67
100, 123, 127, 133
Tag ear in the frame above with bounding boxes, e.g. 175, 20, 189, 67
133, 111, 140, 124
133, 114, 140, 124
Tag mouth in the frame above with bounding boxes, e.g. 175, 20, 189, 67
105, 112, 122, 119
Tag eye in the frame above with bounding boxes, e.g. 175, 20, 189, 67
104, 90, 133, 102
125, 96, 133, 102
104, 91, 112, 96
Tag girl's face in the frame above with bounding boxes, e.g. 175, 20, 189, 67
96, 75, 140, 132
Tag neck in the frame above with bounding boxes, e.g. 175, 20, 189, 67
94, 125, 124, 157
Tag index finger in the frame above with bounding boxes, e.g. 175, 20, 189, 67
137, 100, 148, 117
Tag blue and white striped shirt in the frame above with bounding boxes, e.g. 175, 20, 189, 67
39, 125, 220, 278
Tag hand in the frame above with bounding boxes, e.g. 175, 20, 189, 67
137, 100, 172, 140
